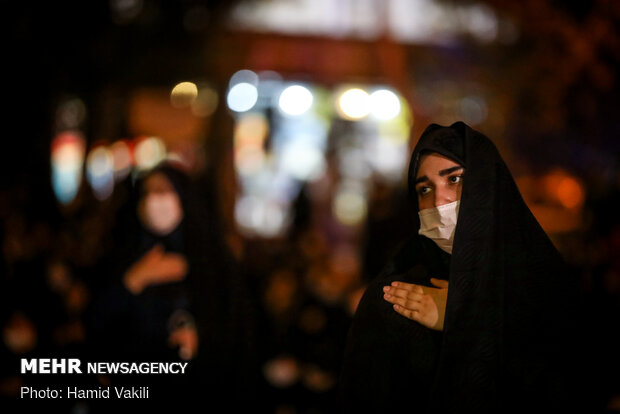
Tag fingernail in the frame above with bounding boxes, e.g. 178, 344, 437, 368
384, 293, 391, 299
391, 282, 398, 287
383, 286, 390, 292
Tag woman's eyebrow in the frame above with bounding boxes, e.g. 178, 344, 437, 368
438, 166, 464, 176
415, 166, 463, 184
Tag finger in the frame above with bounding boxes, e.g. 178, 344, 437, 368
161, 252, 187, 268
174, 257, 189, 274
165, 252, 186, 261
390, 281, 424, 294
383, 287, 423, 302
151, 259, 188, 282
393, 304, 421, 322
430, 278, 449, 289
164, 260, 188, 278
152, 272, 185, 284
383, 293, 422, 311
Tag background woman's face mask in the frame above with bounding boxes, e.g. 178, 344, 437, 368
138, 172, 184, 236
418, 200, 460, 254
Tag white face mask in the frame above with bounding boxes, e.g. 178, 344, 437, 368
141, 193, 183, 235
418, 200, 460, 254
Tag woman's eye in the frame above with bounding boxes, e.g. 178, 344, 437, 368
418, 186, 431, 196
449, 175, 463, 184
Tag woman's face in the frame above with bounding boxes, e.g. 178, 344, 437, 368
414, 153, 464, 211
138, 172, 184, 235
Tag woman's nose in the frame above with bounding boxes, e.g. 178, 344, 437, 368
433, 186, 455, 207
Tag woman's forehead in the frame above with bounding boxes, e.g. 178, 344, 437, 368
417, 153, 462, 177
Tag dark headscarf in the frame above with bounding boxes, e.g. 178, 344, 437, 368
340, 122, 583, 413
135, 162, 189, 254
112, 160, 230, 265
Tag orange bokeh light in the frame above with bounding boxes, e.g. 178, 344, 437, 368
556, 176, 585, 209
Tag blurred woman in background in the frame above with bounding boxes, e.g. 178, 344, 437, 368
86, 161, 258, 410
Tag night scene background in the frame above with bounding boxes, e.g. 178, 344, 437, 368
1, 0, 619, 413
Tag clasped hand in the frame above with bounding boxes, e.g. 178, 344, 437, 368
383, 278, 449, 331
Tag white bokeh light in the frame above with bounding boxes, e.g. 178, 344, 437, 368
86, 146, 114, 201
280, 143, 325, 181
369, 89, 401, 120
278, 85, 313, 116
227, 82, 259, 112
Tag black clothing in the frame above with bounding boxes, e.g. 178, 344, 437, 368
86, 163, 258, 410
339, 236, 449, 413
340, 122, 584, 413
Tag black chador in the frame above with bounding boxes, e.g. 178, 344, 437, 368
339, 122, 585, 413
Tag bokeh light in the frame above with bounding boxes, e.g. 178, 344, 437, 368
234, 113, 269, 176
543, 169, 586, 209
86, 144, 114, 201
369, 89, 401, 120
337, 88, 370, 120
51, 131, 86, 205
191, 86, 218, 117
227, 70, 260, 113
110, 140, 133, 180
227, 82, 259, 113
280, 143, 325, 181
556, 176, 585, 209
278, 85, 313, 116
133, 136, 166, 171
235, 195, 288, 238
170, 81, 198, 108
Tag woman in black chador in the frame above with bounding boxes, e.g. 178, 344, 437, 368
87, 161, 258, 409
339, 122, 585, 413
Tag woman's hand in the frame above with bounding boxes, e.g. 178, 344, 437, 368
383, 278, 449, 331
123, 244, 188, 294
168, 325, 198, 360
